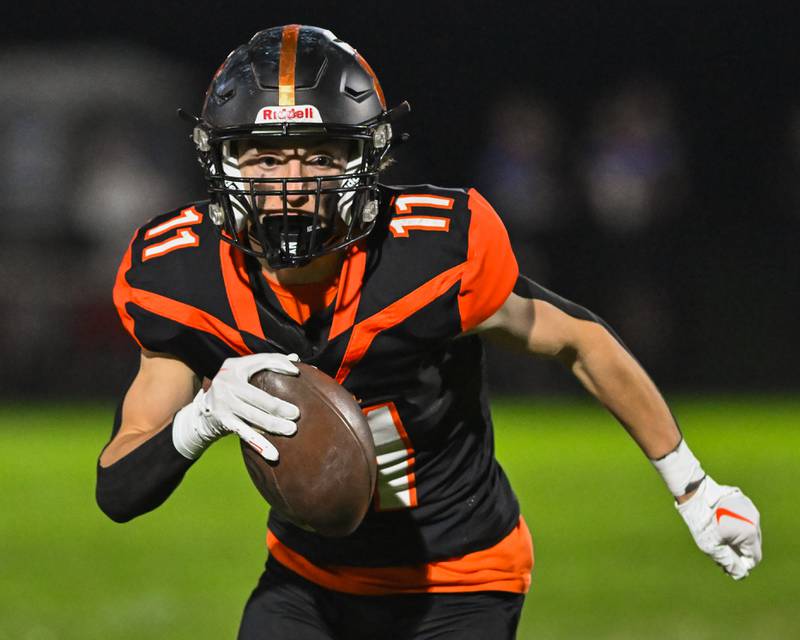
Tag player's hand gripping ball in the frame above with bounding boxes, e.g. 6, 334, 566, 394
242, 362, 377, 537
173, 353, 301, 460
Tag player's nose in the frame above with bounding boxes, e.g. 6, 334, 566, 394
285, 159, 312, 207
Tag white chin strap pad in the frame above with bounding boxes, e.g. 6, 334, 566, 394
338, 147, 365, 225
219, 141, 247, 232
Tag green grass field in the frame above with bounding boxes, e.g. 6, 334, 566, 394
1, 397, 798, 639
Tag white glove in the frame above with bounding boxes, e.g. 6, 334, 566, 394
172, 353, 300, 462
676, 475, 762, 580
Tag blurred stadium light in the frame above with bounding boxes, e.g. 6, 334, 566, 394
0, 43, 202, 396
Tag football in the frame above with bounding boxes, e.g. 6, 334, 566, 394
241, 362, 376, 537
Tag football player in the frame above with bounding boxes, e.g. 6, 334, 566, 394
96, 25, 762, 640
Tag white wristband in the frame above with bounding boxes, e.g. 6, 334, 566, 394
172, 391, 212, 460
650, 439, 706, 498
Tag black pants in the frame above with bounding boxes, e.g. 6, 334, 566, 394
238, 557, 525, 640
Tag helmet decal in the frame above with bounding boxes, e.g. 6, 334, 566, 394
254, 105, 323, 124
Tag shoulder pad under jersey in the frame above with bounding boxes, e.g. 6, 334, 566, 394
112, 201, 245, 374
366, 185, 519, 333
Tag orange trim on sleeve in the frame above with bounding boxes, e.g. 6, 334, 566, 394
329, 242, 367, 341
334, 262, 465, 383
458, 188, 519, 332
112, 234, 142, 348
123, 287, 252, 356
267, 516, 533, 595
220, 242, 266, 339
278, 25, 300, 106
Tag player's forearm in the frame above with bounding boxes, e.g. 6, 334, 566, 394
100, 423, 169, 467
96, 423, 195, 523
566, 324, 681, 460
96, 405, 195, 523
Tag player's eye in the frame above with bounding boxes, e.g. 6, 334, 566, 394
308, 155, 336, 168
258, 155, 282, 168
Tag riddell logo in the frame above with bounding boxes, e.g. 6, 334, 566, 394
255, 105, 323, 124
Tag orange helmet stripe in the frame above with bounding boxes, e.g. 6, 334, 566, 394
278, 24, 300, 106
355, 52, 386, 110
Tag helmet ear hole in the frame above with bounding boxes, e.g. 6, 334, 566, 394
209, 203, 225, 226
193, 126, 211, 152
362, 200, 379, 223
372, 124, 392, 150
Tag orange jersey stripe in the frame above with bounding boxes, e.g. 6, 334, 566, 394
278, 25, 300, 106
334, 262, 466, 383
112, 235, 142, 348
329, 242, 367, 341
458, 189, 518, 332
122, 287, 252, 356
220, 241, 266, 339
265, 275, 339, 325
267, 516, 533, 595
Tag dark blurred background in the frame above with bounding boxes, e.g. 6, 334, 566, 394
1, 1, 797, 398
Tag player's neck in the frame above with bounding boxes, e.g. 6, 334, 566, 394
262, 250, 344, 286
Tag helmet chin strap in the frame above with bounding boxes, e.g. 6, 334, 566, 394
250, 214, 335, 268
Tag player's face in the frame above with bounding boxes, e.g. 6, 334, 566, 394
238, 139, 351, 222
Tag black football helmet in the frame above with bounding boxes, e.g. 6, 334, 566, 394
186, 25, 408, 268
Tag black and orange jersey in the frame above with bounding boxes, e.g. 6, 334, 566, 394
114, 185, 531, 594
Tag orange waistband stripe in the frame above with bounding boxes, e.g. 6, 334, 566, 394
267, 516, 533, 596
